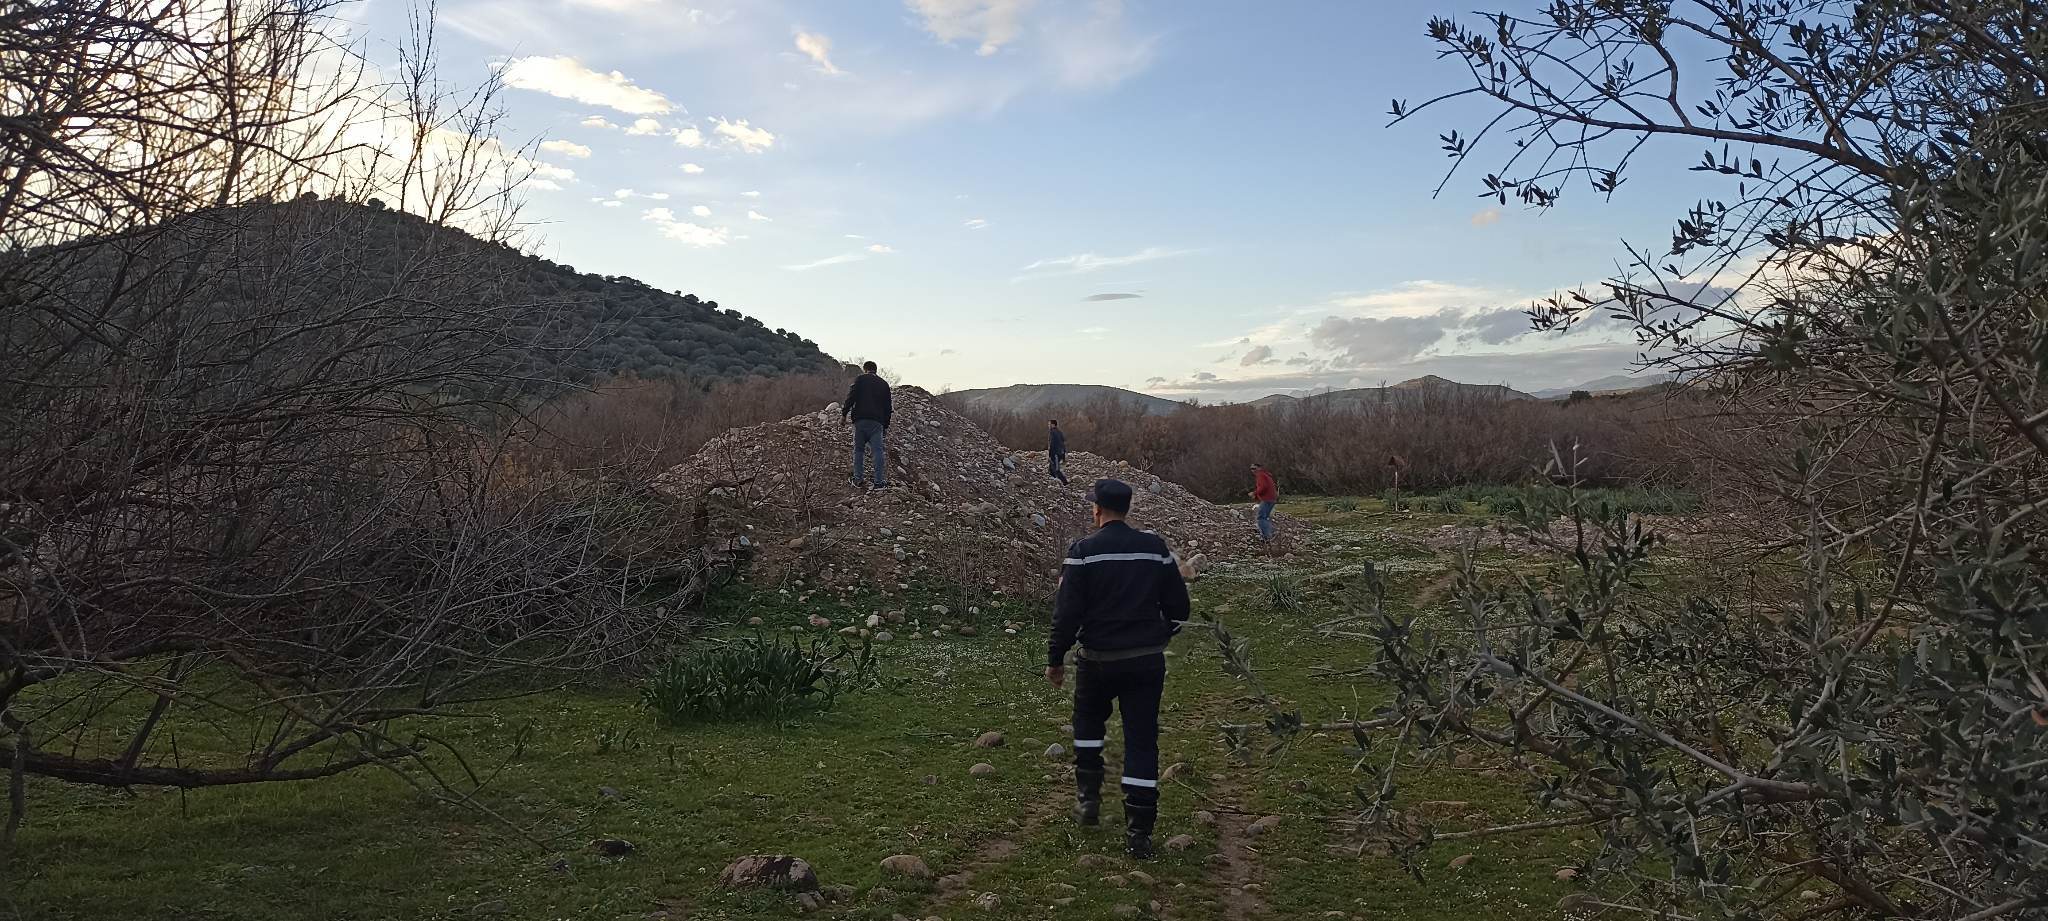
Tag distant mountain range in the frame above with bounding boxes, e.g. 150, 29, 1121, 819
942, 383, 1187, 417
945, 373, 1669, 417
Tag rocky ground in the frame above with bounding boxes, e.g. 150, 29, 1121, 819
655, 386, 1294, 602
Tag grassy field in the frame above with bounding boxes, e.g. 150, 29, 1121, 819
10, 498, 1598, 920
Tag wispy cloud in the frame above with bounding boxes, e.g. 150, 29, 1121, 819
691, 204, 712, 217
712, 117, 776, 152
747, 210, 772, 221
680, 162, 705, 174
795, 31, 843, 75
1084, 292, 1142, 301
499, 56, 676, 115
741, 190, 761, 198
625, 117, 665, 136
642, 206, 728, 247
963, 217, 989, 230
1471, 207, 1502, 227
1018, 246, 1189, 278
908, 0, 1031, 56
786, 243, 896, 271
540, 139, 592, 159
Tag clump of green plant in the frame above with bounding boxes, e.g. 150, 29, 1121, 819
1486, 494, 1525, 516
1380, 488, 1407, 512
1432, 494, 1465, 514
1264, 573, 1303, 614
642, 634, 876, 725
1324, 497, 1361, 512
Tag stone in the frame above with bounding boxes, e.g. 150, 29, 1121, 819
937, 874, 971, 891
973, 892, 1001, 911
874, 631, 895, 642
786, 535, 807, 549
880, 855, 932, 879
796, 892, 823, 912
746, 616, 764, 626
1555, 867, 1579, 881
823, 884, 856, 902
1164, 834, 1196, 852
921, 774, 939, 785
1449, 854, 1474, 870
969, 762, 996, 777
1103, 874, 1128, 887
1246, 815, 1282, 836
838, 626, 860, 637
598, 786, 620, 799
868, 887, 899, 902
974, 731, 1005, 748
1193, 810, 1217, 826
1048, 883, 1079, 895
1126, 870, 1156, 887
1160, 762, 1189, 782
807, 615, 830, 629
958, 626, 978, 637
1031, 514, 1047, 527
866, 614, 883, 628
717, 854, 820, 891
1077, 854, 1111, 869
590, 838, 634, 857
1044, 743, 1065, 758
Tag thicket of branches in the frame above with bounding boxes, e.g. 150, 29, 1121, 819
960, 390, 1696, 500
1220, 3, 2047, 919
0, 0, 708, 843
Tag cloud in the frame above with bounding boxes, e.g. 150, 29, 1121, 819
1310, 311, 1459, 367
747, 210, 771, 221
671, 126, 706, 148
1191, 371, 1217, 382
579, 115, 616, 129
1084, 292, 1142, 301
599, 200, 622, 208
963, 217, 989, 230
642, 206, 728, 247
1240, 345, 1276, 366
540, 139, 592, 159
499, 56, 675, 115
691, 204, 712, 217
908, 0, 1031, 55
795, 31, 842, 75
712, 117, 776, 152
941, 348, 958, 355
1041, 0, 1159, 89
1471, 207, 1502, 227
1079, 326, 1111, 336
625, 118, 664, 136
680, 162, 705, 174
741, 190, 761, 198
1018, 246, 1189, 277
1461, 309, 1534, 345
786, 245, 895, 271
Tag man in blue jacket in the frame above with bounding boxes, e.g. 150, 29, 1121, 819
1047, 419, 1069, 484
841, 361, 892, 488
1045, 479, 1191, 859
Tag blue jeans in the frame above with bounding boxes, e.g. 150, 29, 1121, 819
851, 420, 887, 487
1256, 501, 1275, 540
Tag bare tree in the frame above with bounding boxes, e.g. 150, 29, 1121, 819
0, 0, 695, 848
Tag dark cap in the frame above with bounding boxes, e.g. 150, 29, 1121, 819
1084, 478, 1133, 515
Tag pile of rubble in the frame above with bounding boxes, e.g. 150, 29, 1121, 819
654, 386, 1289, 599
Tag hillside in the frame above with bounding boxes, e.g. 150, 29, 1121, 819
1248, 375, 1535, 409
1530, 372, 1677, 399
942, 383, 1185, 417
31, 196, 838, 388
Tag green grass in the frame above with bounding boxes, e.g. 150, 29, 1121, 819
11, 501, 1596, 921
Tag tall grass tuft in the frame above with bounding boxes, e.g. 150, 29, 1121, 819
1264, 573, 1304, 615
642, 634, 875, 725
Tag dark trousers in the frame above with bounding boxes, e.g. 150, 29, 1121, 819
1049, 453, 1068, 484
1071, 653, 1165, 830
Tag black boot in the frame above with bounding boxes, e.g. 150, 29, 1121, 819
1124, 803, 1157, 859
1072, 768, 1103, 826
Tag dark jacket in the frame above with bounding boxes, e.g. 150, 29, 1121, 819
1049, 426, 1067, 458
842, 373, 892, 426
1047, 521, 1191, 667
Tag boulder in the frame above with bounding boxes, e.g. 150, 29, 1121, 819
718, 854, 819, 891
1246, 815, 1282, 836
969, 762, 996, 777
974, 731, 1005, 748
1164, 834, 1196, 852
879, 855, 932, 879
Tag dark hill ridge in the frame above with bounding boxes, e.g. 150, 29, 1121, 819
35, 196, 838, 388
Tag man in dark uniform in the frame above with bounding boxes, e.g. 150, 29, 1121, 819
1047, 419, 1069, 484
1045, 478, 1191, 859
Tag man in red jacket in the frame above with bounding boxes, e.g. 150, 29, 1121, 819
1249, 463, 1278, 541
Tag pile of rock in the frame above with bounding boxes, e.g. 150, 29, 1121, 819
655, 386, 1288, 598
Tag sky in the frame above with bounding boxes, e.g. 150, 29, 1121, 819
350, 0, 1727, 402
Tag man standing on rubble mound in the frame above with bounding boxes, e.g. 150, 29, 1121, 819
1045, 478, 1191, 859
841, 361, 892, 489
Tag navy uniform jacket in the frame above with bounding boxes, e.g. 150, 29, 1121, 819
1047, 521, 1191, 667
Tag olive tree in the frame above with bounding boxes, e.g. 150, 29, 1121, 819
1224, 3, 2047, 919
